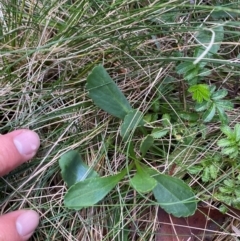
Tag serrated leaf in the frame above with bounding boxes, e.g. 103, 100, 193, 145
130, 164, 157, 193
223, 179, 234, 188
120, 109, 144, 141
202, 103, 216, 122
195, 25, 224, 60
140, 135, 154, 157
217, 138, 234, 147
184, 66, 200, 82
151, 128, 169, 139
220, 125, 234, 137
188, 165, 203, 175
195, 101, 209, 112
179, 112, 199, 122
234, 124, 240, 142
86, 65, 133, 120
209, 85, 217, 94
230, 152, 239, 159
222, 146, 237, 156
162, 114, 171, 127
209, 165, 218, 179
202, 167, 210, 182
219, 186, 232, 194
216, 106, 229, 124
176, 62, 195, 75
198, 68, 212, 76
215, 100, 234, 111
64, 171, 125, 210
147, 169, 197, 217
59, 150, 99, 187
211, 89, 228, 100
188, 84, 210, 103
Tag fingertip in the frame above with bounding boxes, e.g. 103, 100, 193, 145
16, 210, 40, 238
0, 129, 40, 176
13, 130, 40, 158
0, 210, 40, 241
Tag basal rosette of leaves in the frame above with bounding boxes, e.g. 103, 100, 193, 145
189, 85, 233, 124
58, 65, 197, 218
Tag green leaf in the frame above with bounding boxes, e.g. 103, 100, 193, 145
195, 26, 224, 60
234, 124, 240, 142
188, 165, 203, 175
220, 125, 234, 137
202, 103, 216, 122
151, 128, 169, 139
127, 141, 137, 160
59, 150, 99, 187
120, 109, 144, 141
202, 167, 210, 182
195, 101, 209, 112
176, 62, 195, 75
86, 65, 133, 120
224, 179, 234, 188
198, 68, 211, 77
209, 85, 217, 94
215, 100, 233, 111
184, 66, 199, 83
140, 135, 154, 157
188, 84, 210, 103
216, 106, 229, 124
211, 89, 228, 100
130, 164, 157, 193
217, 138, 234, 147
230, 151, 239, 159
162, 114, 171, 127
147, 169, 197, 217
64, 171, 125, 210
209, 165, 218, 179
222, 146, 237, 156
179, 112, 199, 122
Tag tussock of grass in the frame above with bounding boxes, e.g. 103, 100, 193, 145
1, 0, 240, 240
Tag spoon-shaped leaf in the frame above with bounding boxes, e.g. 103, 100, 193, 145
130, 162, 157, 193
64, 171, 125, 210
147, 168, 197, 217
59, 150, 98, 187
86, 65, 133, 120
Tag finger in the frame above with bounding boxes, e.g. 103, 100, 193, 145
0, 130, 40, 176
0, 210, 39, 241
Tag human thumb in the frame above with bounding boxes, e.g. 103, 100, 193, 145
0, 210, 39, 241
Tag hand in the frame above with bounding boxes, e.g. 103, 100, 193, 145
0, 130, 40, 241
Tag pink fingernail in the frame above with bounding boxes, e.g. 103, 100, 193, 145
13, 131, 40, 157
16, 210, 39, 237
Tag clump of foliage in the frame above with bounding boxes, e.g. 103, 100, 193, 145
188, 154, 223, 183
59, 66, 197, 218
217, 124, 240, 159
214, 174, 240, 210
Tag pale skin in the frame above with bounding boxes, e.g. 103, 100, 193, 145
0, 130, 40, 241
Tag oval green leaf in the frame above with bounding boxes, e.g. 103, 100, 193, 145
147, 168, 197, 217
86, 65, 133, 120
59, 150, 99, 187
130, 163, 157, 193
203, 103, 216, 122
64, 171, 125, 210
151, 128, 169, 139
211, 89, 228, 100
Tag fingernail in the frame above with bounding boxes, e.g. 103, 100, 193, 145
16, 210, 39, 237
13, 131, 40, 157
